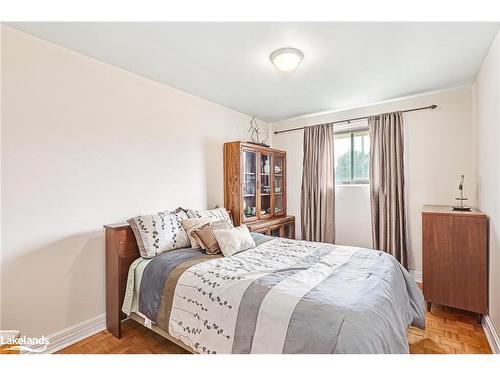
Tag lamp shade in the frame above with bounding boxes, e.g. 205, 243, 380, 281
270, 48, 304, 72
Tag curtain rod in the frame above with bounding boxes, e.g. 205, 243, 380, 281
273, 104, 437, 135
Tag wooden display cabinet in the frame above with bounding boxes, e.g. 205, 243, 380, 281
224, 141, 294, 239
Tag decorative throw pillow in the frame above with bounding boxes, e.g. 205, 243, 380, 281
180, 218, 215, 249
128, 210, 190, 258
186, 207, 231, 223
212, 224, 256, 257
158, 207, 186, 215
192, 220, 234, 255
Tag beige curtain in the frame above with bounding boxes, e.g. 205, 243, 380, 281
369, 112, 408, 268
301, 124, 335, 243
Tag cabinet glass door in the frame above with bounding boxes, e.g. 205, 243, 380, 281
242, 150, 257, 220
259, 152, 272, 218
274, 154, 285, 215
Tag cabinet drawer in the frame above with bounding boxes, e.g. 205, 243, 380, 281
252, 227, 270, 235
247, 217, 295, 240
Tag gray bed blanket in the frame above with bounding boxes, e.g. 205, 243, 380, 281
139, 235, 425, 354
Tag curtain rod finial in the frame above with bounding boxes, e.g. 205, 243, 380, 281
431, 105, 437, 109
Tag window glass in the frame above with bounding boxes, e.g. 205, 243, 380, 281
353, 132, 370, 180
334, 129, 369, 184
334, 133, 352, 184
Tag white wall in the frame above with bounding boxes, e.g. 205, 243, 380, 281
474, 29, 500, 340
0, 26, 269, 337
272, 87, 476, 272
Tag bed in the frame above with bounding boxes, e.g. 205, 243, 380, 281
105, 222, 425, 354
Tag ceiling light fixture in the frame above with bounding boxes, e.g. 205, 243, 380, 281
270, 47, 304, 73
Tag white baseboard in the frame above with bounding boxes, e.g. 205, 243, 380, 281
482, 315, 500, 354
409, 270, 422, 283
23, 314, 106, 354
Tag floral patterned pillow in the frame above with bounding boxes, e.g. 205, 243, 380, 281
186, 207, 232, 223
128, 210, 190, 258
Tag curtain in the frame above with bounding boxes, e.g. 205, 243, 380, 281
301, 124, 335, 243
369, 112, 408, 268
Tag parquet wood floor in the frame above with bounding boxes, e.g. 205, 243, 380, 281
408, 304, 491, 354
58, 303, 492, 354
58, 319, 189, 354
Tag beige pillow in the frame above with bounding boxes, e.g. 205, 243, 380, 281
213, 224, 256, 257
193, 220, 233, 255
180, 218, 215, 249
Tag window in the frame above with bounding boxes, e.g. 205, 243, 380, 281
335, 129, 370, 184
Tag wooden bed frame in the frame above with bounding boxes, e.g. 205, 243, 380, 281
103, 222, 196, 353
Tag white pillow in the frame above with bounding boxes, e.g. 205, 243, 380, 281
212, 224, 255, 257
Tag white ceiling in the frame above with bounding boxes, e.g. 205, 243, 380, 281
8, 22, 500, 122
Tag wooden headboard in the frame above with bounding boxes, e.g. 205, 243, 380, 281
103, 222, 140, 339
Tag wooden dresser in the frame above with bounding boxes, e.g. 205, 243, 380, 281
422, 205, 488, 320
